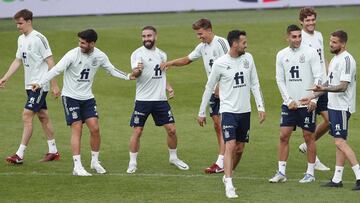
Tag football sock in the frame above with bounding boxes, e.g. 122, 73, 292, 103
169, 148, 178, 160
278, 161, 287, 175
224, 177, 234, 188
216, 155, 224, 168
351, 164, 360, 180
73, 155, 83, 169
91, 151, 99, 163
47, 139, 58, 153
306, 162, 315, 176
332, 165, 344, 183
16, 144, 27, 159
315, 156, 320, 163
129, 152, 138, 165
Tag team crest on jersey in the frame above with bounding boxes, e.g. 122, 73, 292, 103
27, 44, 32, 51
212, 50, 218, 58
299, 54, 305, 63
72, 111, 78, 119
334, 63, 339, 71
243, 59, 249, 69
91, 59, 98, 66
224, 130, 230, 139
134, 116, 139, 124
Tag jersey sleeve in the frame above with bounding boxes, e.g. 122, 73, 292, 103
36, 34, 52, 59
39, 51, 72, 87
217, 37, 229, 55
339, 55, 353, 82
188, 43, 202, 62
198, 61, 221, 117
275, 51, 292, 105
15, 38, 21, 59
101, 54, 129, 80
249, 55, 265, 112
130, 50, 141, 70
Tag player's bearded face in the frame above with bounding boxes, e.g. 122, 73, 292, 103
142, 30, 156, 49
237, 35, 247, 55
329, 36, 343, 54
79, 38, 95, 53
288, 31, 302, 48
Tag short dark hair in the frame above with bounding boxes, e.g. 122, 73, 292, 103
331, 30, 348, 43
142, 26, 157, 34
299, 7, 317, 21
14, 9, 33, 21
77, 29, 97, 43
287, 24, 301, 34
227, 30, 246, 47
192, 18, 212, 30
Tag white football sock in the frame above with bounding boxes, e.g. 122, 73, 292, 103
47, 139, 58, 153
351, 164, 360, 180
129, 152, 138, 165
306, 162, 315, 176
16, 144, 27, 159
73, 155, 83, 169
169, 148, 178, 160
332, 165, 344, 183
91, 151, 99, 163
278, 161, 287, 175
216, 155, 224, 168
224, 177, 234, 188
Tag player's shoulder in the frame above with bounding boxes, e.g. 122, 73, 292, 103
155, 47, 166, 56
314, 30, 323, 39
213, 54, 229, 65
131, 46, 145, 56
276, 47, 289, 58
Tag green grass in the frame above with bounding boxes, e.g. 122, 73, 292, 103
1, 6, 360, 202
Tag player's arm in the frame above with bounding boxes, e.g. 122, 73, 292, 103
197, 63, 220, 127
102, 55, 132, 80
45, 55, 61, 98
166, 82, 175, 99
160, 56, 192, 70
0, 58, 22, 88
275, 53, 296, 109
33, 53, 70, 91
249, 58, 265, 123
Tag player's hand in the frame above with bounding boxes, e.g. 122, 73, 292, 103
307, 101, 317, 112
288, 101, 298, 110
197, 116, 206, 127
51, 85, 61, 99
299, 97, 312, 105
160, 62, 169, 71
31, 83, 41, 92
167, 88, 175, 99
307, 85, 325, 92
214, 85, 220, 98
258, 111, 266, 124
0, 78, 7, 89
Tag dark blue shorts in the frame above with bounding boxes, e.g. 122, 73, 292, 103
328, 109, 351, 140
25, 89, 48, 112
221, 112, 250, 143
209, 94, 220, 117
280, 105, 316, 132
130, 100, 175, 127
62, 96, 98, 126
316, 93, 328, 114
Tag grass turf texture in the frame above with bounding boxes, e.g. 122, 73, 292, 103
0, 6, 360, 202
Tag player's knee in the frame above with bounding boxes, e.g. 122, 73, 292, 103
334, 139, 345, 149
235, 145, 244, 156
89, 126, 100, 136
279, 134, 290, 143
133, 127, 143, 137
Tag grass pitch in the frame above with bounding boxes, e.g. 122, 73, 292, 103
0, 6, 360, 202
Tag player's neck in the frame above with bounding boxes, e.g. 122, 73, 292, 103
303, 29, 315, 35
206, 34, 215, 44
23, 27, 33, 36
336, 48, 346, 56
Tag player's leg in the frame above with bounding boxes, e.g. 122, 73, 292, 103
37, 109, 60, 162
154, 101, 188, 170
299, 129, 316, 183
205, 94, 224, 173
85, 117, 106, 174
233, 142, 245, 170
6, 90, 40, 164
221, 112, 238, 198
